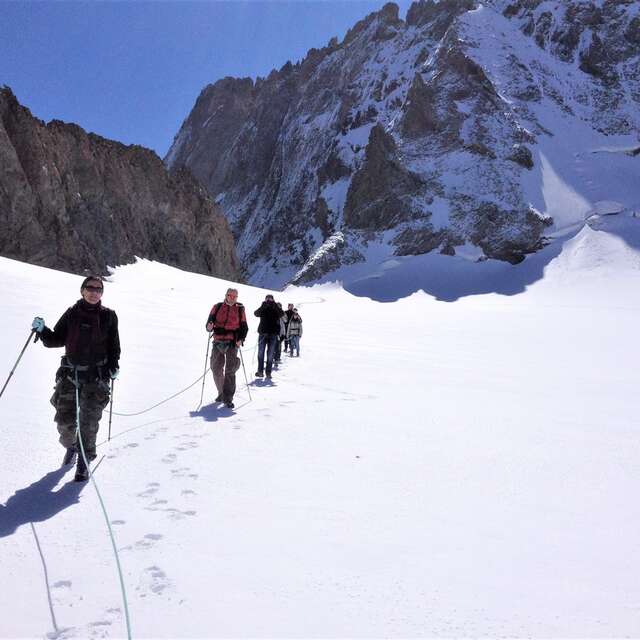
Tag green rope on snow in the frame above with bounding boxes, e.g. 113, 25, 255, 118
74, 369, 133, 640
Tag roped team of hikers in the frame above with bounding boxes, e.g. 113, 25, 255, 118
208, 289, 303, 408
30, 278, 302, 482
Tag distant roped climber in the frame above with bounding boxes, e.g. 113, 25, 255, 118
206, 287, 248, 409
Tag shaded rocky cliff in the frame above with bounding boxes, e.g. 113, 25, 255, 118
0, 87, 242, 280
166, 0, 640, 287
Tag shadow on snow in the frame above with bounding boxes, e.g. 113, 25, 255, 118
337, 236, 568, 303
0, 467, 84, 538
189, 402, 234, 422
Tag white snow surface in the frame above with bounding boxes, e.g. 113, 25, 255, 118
1, 237, 640, 638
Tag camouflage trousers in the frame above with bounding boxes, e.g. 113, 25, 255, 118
50, 377, 110, 459
210, 341, 240, 402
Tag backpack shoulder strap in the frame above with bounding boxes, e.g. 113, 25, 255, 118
211, 302, 223, 323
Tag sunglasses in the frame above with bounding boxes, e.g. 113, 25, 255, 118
83, 285, 104, 293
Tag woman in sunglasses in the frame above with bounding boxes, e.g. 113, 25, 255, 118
31, 275, 120, 481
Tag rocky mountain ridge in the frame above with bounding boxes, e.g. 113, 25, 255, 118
166, 0, 640, 288
0, 87, 242, 280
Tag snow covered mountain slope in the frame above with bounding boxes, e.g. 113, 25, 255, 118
1, 222, 639, 637
166, 0, 640, 290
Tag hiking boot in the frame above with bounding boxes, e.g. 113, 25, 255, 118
266, 373, 272, 379
75, 455, 89, 482
215, 394, 224, 402
74, 468, 89, 482
225, 400, 235, 409
62, 446, 76, 466
255, 371, 264, 378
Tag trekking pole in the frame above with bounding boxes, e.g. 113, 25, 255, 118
108, 378, 115, 442
0, 329, 38, 400
239, 346, 252, 401
197, 332, 212, 410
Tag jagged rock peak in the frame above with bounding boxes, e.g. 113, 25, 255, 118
406, 0, 476, 29
344, 3, 402, 44
0, 87, 242, 280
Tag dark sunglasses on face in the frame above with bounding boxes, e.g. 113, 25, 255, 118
83, 285, 103, 293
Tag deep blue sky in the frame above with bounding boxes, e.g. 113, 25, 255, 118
1, 1, 413, 158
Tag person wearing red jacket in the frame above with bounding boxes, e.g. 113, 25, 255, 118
206, 288, 248, 409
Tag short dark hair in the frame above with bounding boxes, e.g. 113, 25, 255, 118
81, 275, 104, 290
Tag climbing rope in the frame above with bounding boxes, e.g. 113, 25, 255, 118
111, 341, 257, 418
74, 370, 132, 640
112, 372, 207, 417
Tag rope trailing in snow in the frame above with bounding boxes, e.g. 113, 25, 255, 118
105, 296, 318, 419
111, 341, 257, 417
74, 370, 133, 640
111, 372, 207, 417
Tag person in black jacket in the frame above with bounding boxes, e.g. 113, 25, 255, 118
31, 275, 120, 481
254, 294, 284, 379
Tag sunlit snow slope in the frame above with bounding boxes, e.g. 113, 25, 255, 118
1, 214, 639, 638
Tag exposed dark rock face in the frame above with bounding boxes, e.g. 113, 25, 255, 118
507, 144, 534, 169
0, 87, 241, 279
344, 125, 424, 229
166, 0, 639, 287
406, 0, 475, 35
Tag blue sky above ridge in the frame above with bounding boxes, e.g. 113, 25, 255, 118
0, 1, 413, 157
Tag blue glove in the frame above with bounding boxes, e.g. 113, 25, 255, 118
32, 317, 45, 333
110, 368, 119, 380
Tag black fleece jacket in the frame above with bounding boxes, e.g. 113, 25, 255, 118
254, 301, 284, 335
40, 299, 120, 372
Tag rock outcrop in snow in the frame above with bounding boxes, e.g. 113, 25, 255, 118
0, 87, 242, 280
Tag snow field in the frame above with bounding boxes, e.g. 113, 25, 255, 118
1, 246, 639, 638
